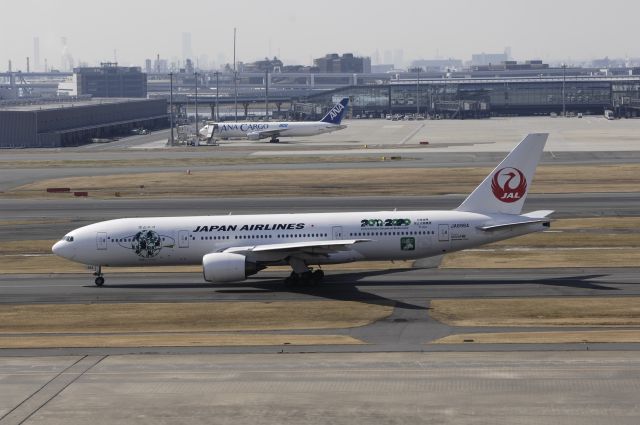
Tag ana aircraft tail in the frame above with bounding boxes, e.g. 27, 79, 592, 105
456, 133, 548, 215
320, 98, 349, 124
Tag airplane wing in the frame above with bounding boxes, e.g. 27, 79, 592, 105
223, 239, 370, 261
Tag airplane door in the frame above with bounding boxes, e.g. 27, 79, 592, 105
96, 232, 108, 250
178, 230, 190, 248
438, 224, 450, 242
332, 226, 343, 240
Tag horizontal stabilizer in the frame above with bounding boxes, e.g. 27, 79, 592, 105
479, 218, 551, 231
522, 210, 554, 218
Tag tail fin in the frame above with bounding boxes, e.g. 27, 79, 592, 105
456, 133, 548, 215
320, 98, 349, 124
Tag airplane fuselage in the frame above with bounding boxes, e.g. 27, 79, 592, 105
53, 210, 545, 268
213, 121, 345, 140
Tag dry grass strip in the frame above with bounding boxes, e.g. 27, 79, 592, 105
0, 301, 393, 334
430, 297, 640, 327
0, 333, 362, 349
433, 330, 640, 344
4, 164, 640, 199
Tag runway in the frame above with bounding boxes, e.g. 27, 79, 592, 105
4, 268, 640, 305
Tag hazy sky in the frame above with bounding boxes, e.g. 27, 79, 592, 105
3, 0, 639, 71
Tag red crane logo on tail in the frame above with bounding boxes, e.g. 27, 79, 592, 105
491, 167, 527, 203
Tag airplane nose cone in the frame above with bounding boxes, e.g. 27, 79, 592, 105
52, 240, 73, 259
52, 241, 63, 256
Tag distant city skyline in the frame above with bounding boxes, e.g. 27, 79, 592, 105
2, 0, 640, 72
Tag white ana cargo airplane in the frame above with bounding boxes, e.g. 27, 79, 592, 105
53, 133, 551, 287
199, 98, 349, 143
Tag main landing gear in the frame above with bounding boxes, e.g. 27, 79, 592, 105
285, 257, 324, 287
93, 266, 105, 287
269, 137, 280, 143
284, 269, 325, 287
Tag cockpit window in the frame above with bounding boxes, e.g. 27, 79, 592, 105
64, 236, 74, 242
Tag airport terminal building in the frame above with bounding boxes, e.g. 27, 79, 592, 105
302, 75, 640, 119
0, 98, 167, 148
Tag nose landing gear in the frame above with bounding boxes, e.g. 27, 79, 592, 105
93, 266, 105, 287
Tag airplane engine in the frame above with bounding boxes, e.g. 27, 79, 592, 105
202, 253, 259, 283
246, 132, 262, 140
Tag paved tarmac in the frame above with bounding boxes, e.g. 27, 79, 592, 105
1, 351, 638, 425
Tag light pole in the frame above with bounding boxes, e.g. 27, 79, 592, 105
265, 68, 269, 120
194, 71, 199, 138
215, 71, 219, 121
234, 70, 238, 122
562, 64, 567, 117
233, 27, 238, 122
416, 67, 420, 116
169, 72, 174, 146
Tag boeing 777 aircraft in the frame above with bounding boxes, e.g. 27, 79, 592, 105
199, 98, 349, 143
53, 133, 551, 287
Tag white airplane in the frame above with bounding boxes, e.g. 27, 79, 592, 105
53, 133, 551, 287
199, 98, 349, 143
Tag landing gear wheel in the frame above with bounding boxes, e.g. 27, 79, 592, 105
93, 266, 104, 287
284, 271, 298, 287
311, 269, 324, 284
301, 271, 313, 283
270, 138, 280, 143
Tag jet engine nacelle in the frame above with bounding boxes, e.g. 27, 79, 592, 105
246, 132, 262, 141
202, 252, 251, 283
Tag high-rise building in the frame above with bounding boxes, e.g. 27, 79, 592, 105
471, 50, 509, 66
75, 63, 147, 98
182, 32, 193, 64
393, 49, 404, 68
383, 50, 393, 66
185, 59, 194, 74
153, 55, 168, 73
314, 53, 371, 73
60, 37, 74, 71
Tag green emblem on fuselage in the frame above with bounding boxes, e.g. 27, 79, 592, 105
400, 237, 415, 251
